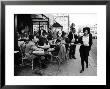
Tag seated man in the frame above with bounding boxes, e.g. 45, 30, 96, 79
47, 30, 53, 40
33, 35, 39, 44
25, 35, 38, 60
37, 31, 51, 68
25, 35, 47, 74
38, 31, 50, 49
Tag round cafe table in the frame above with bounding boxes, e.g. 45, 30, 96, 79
32, 50, 50, 71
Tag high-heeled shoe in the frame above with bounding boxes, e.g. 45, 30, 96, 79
80, 69, 84, 73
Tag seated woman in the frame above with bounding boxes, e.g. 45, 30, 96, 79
59, 31, 67, 62
51, 39, 61, 56
59, 41, 67, 63
51, 39, 66, 63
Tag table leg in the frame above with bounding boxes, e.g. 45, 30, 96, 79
32, 59, 34, 70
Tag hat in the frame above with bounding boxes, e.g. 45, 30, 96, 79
83, 27, 90, 34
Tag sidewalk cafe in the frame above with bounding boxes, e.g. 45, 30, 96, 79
14, 14, 69, 75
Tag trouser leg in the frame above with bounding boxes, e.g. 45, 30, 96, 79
72, 45, 76, 58
85, 55, 88, 68
69, 45, 74, 58
85, 47, 89, 68
69, 45, 72, 58
81, 57, 84, 71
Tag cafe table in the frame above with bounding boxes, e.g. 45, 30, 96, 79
32, 49, 49, 70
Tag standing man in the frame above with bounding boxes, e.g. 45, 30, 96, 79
38, 25, 46, 37
68, 27, 78, 59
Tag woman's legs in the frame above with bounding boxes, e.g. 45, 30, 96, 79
85, 56, 88, 68
80, 46, 89, 73
84, 47, 89, 68
69, 45, 73, 59
80, 47, 85, 73
81, 57, 85, 71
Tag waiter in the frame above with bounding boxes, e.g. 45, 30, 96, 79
68, 27, 78, 59
38, 25, 46, 37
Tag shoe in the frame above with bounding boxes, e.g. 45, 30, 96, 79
34, 70, 43, 75
86, 66, 88, 68
73, 56, 76, 59
69, 56, 72, 59
80, 70, 84, 73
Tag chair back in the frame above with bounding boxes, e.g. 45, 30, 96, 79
58, 44, 66, 62
19, 43, 26, 58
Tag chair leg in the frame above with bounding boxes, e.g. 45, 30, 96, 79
32, 59, 34, 70
22, 59, 24, 66
67, 50, 69, 61
50, 55, 53, 63
57, 58, 60, 72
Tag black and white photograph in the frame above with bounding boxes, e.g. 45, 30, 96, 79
4, 4, 106, 85
14, 13, 97, 76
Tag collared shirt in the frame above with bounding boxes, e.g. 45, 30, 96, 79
71, 33, 75, 44
82, 34, 89, 46
72, 33, 75, 39
41, 30, 43, 36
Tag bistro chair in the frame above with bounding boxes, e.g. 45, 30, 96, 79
19, 43, 34, 70
65, 43, 70, 61
57, 43, 68, 64
50, 47, 61, 73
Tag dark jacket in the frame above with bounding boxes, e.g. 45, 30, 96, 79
51, 45, 60, 56
38, 29, 46, 36
78, 33, 93, 50
47, 32, 53, 40
38, 36, 48, 46
68, 31, 78, 44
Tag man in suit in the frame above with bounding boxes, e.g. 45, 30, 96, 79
68, 27, 78, 59
38, 25, 46, 37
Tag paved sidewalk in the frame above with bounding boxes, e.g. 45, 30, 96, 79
43, 45, 97, 76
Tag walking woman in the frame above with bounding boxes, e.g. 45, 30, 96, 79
79, 27, 93, 73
